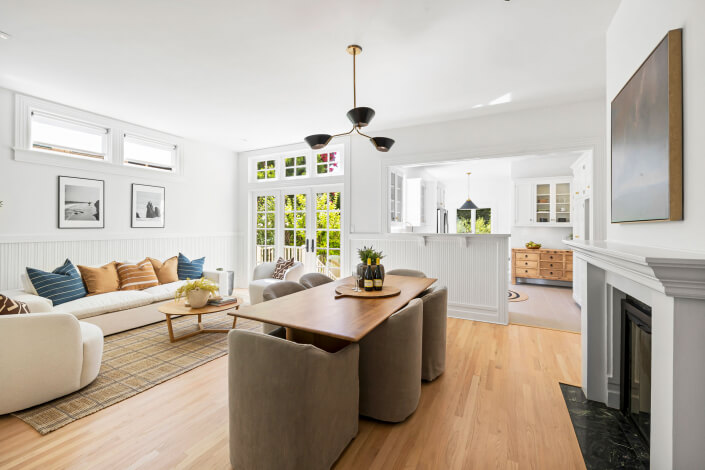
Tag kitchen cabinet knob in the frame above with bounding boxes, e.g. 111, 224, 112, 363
550, 272, 554, 275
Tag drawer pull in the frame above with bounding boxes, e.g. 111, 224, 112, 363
550, 271, 553, 275
524, 270, 528, 273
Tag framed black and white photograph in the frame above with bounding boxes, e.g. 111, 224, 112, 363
58, 176, 105, 229
131, 184, 165, 228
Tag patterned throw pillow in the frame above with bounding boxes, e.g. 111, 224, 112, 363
0, 294, 30, 315
177, 253, 205, 280
272, 258, 295, 280
148, 256, 179, 284
26, 259, 87, 306
116, 259, 160, 290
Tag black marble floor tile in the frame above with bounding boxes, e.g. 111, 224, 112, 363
560, 383, 649, 470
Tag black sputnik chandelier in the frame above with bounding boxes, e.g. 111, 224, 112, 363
304, 45, 395, 152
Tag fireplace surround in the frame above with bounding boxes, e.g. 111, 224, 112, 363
565, 240, 705, 469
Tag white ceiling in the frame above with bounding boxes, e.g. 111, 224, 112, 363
0, 0, 619, 152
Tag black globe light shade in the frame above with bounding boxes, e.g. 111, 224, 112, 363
458, 199, 479, 210
369, 136, 395, 152
346, 107, 376, 127
304, 134, 332, 150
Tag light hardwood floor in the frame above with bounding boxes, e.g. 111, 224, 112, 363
0, 319, 584, 470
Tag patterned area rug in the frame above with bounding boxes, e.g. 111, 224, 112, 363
508, 290, 529, 302
13, 311, 261, 435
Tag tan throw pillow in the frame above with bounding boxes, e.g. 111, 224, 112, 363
77, 262, 120, 296
147, 256, 179, 284
272, 258, 295, 280
0, 294, 30, 314
116, 259, 160, 291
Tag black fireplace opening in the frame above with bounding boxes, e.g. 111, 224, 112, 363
620, 296, 652, 444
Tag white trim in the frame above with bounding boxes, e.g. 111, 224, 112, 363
0, 231, 236, 243
14, 92, 184, 177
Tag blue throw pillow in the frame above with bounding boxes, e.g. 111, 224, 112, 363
177, 253, 205, 280
26, 259, 87, 306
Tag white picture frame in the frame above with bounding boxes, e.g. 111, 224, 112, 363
58, 176, 105, 229
131, 184, 165, 228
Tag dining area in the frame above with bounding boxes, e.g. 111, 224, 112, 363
228, 267, 448, 470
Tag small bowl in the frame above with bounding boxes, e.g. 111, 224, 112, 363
525, 244, 542, 249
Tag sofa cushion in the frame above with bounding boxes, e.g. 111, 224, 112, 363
116, 259, 159, 291
0, 294, 30, 314
178, 253, 205, 280
26, 259, 87, 306
142, 280, 187, 302
77, 262, 120, 296
147, 256, 179, 284
272, 258, 295, 280
53, 290, 154, 320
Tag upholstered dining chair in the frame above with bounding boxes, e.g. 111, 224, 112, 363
299, 273, 334, 289
260, 281, 306, 334
386, 268, 427, 278
358, 298, 423, 423
420, 286, 448, 382
228, 330, 359, 470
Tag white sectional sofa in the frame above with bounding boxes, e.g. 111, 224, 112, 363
3, 269, 229, 336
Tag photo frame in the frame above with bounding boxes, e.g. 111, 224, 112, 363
611, 29, 683, 223
131, 184, 165, 228
58, 176, 105, 229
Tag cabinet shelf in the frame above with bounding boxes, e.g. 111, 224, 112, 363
514, 177, 573, 228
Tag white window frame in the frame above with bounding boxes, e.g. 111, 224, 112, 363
14, 93, 184, 178
248, 144, 344, 184
123, 133, 178, 172
282, 153, 309, 179
30, 110, 110, 161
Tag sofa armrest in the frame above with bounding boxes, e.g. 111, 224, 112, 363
0, 290, 53, 313
203, 269, 230, 296
252, 262, 276, 281
283, 262, 304, 282
0, 312, 83, 414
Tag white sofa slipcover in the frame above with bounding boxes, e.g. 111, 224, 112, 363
0, 311, 104, 414
248, 261, 304, 306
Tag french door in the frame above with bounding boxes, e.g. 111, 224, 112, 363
253, 185, 343, 279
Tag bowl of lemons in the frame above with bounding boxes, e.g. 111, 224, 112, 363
525, 241, 542, 249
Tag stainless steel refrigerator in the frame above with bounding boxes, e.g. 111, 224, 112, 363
436, 208, 448, 233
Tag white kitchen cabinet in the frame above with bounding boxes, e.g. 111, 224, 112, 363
406, 178, 427, 227
513, 177, 573, 227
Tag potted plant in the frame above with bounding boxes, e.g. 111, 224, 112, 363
175, 278, 219, 308
356, 246, 385, 288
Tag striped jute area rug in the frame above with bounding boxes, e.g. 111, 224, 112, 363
13, 311, 261, 435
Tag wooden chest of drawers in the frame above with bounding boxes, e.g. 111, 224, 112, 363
512, 248, 573, 284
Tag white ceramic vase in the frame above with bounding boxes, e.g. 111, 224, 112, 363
187, 288, 210, 308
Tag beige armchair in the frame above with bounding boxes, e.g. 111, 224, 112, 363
248, 261, 304, 305
228, 330, 359, 470
358, 298, 423, 422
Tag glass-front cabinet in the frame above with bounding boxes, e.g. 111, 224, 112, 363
515, 177, 572, 227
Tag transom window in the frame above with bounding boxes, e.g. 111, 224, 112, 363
256, 159, 277, 180
316, 151, 341, 175
123, 134, 176, 172
30, 111, 108, 160
284, 155, 307, 177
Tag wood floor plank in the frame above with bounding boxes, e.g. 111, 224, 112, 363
0, 319, 584, 470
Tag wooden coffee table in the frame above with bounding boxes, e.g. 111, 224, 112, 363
158, 299, 240, 343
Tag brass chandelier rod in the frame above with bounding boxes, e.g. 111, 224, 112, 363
353, 49, 357, 110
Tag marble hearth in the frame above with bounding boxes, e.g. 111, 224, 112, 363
565, 240, 705, 469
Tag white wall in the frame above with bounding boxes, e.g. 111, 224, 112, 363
0, 87, 238, 288
606, 0, 705, 253
445, 174, 512, 235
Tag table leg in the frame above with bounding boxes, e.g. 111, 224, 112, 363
231, 316, 237, 329
166, 314, 176, 343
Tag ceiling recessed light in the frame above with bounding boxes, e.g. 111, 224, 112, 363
0, 30, 11, 40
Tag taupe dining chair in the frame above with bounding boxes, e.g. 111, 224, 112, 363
420, 286, 448, 381
358, 298, 423, 422
228, 330, 359, 470
386, 268, 426, 278
260, 281, 306, 334
299, 273, 334, 289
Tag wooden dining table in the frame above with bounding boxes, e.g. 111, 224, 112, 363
230, 274, 436, 351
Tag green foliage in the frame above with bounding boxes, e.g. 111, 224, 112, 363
457, 210, 473, 233
357, 245, 385, 264
174, 277, 219, 301
475, 217, 491, 234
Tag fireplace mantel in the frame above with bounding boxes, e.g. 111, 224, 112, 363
565, 240, 705, 299
564, 239, 705, 469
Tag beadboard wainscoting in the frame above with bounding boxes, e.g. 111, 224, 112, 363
0, 233, 237, 291
349, 234, 509, 324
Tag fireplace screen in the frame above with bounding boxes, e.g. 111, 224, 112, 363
621, 298, 652, 443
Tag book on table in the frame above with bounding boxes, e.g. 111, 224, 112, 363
208, 296, 238, 306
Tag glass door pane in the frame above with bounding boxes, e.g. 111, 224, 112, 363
555, 182, 571, 223
535, 183, 550, 223
255, 194, 277, 263
283, 192, 307, 263
315, 191, 342, 279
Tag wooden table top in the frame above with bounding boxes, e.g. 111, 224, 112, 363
158, 298, 240, 316
231, 274, 436, 342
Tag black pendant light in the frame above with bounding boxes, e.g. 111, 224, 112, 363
304, 45, 395, 152
459, 172, 479, 210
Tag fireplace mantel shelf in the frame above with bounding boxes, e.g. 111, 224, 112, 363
564, 240, 705, 300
